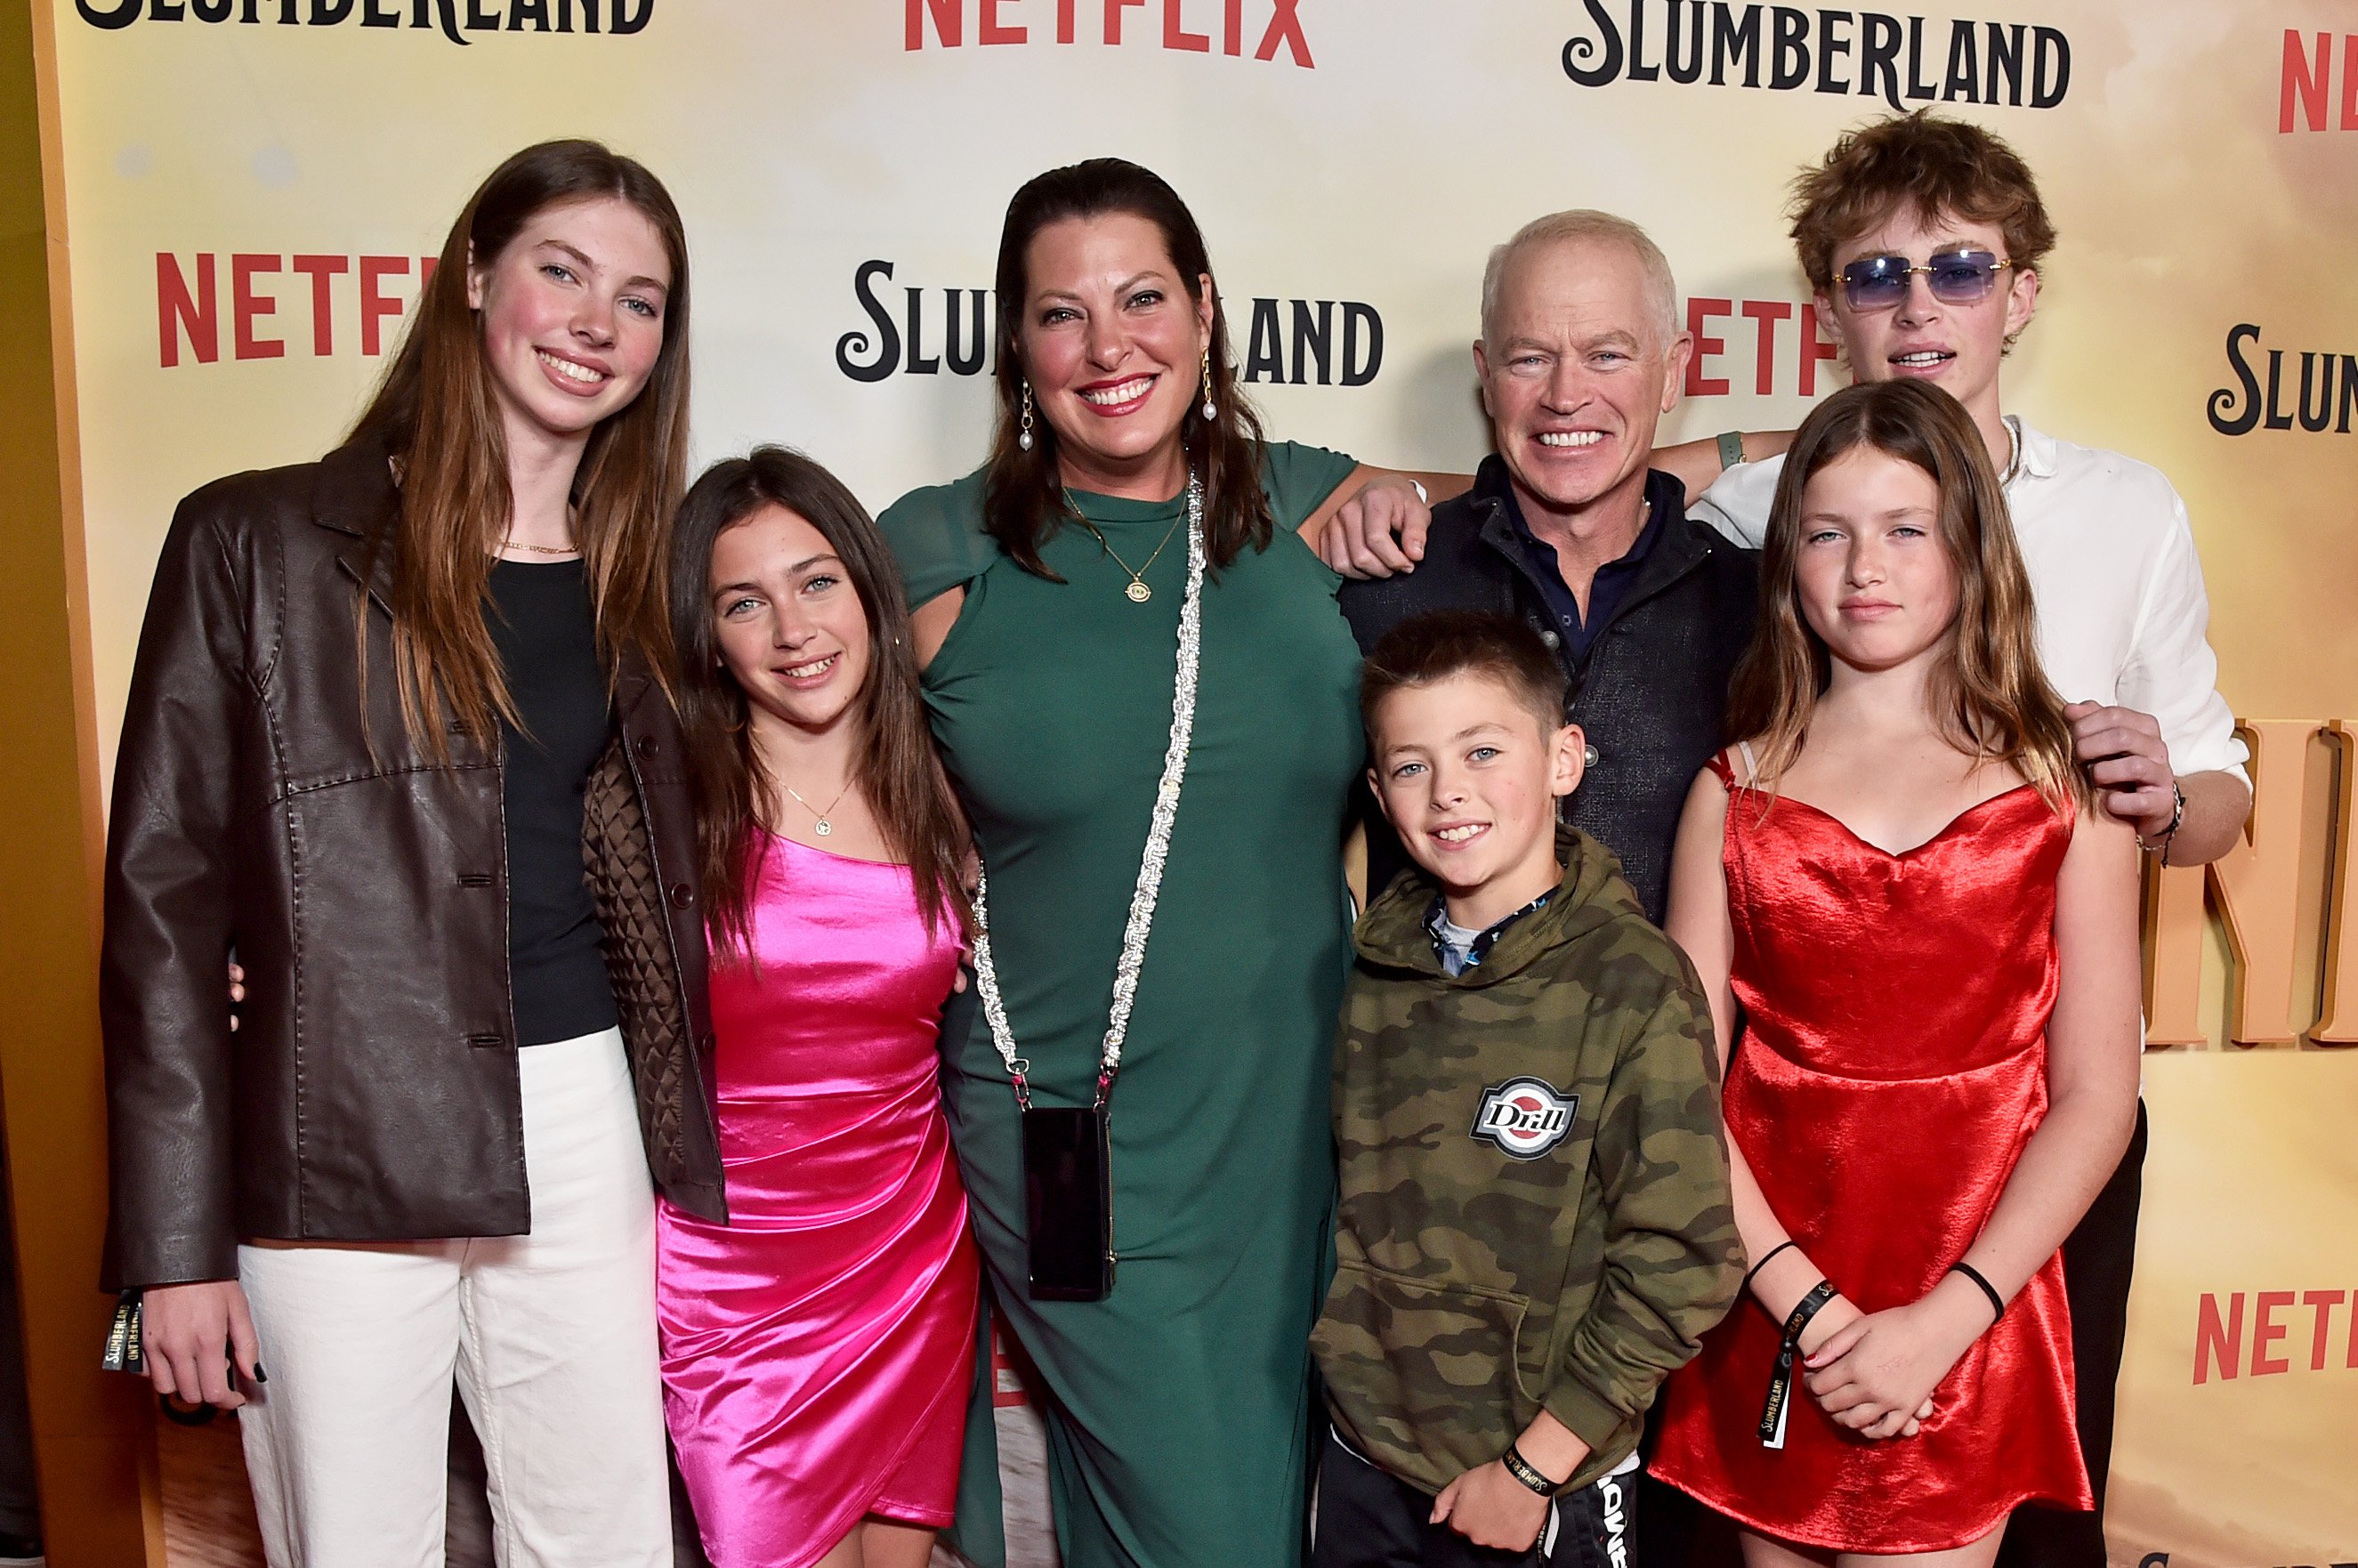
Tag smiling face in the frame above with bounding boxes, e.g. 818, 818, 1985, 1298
1792, 445, 1961, 677
1016, 211, 1215, 494
1369, 670, 1583, 923
1822, 206, 2037, 433
466, 194, 672, 453
708, 504, 874, 737
1474, 237, 1691, 525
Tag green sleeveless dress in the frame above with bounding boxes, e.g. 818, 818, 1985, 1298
878, 444, 1363, 1568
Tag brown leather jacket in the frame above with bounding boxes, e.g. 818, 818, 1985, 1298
101, 436, 723, 1291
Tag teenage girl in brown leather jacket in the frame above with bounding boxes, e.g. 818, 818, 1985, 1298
101, 140, 708, 1566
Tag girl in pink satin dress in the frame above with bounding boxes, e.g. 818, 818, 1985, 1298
658, 448, 978, 1568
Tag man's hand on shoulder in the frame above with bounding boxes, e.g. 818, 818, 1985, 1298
1319, 479, 1429, 579
2065, 700, 2177, 840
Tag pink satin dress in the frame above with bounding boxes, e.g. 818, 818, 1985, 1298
658, 832, 977, 1568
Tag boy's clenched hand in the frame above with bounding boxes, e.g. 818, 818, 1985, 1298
1431, 1460, 1551, 1552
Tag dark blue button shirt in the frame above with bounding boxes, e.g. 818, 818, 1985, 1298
1480, 457, 1671, 660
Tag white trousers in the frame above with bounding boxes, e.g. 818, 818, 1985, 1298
237, 1028, 669, 1568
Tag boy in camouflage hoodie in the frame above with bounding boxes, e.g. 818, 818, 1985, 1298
1311, 610, 1740, 1567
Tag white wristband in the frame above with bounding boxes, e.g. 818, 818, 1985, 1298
1409, 479, 1429, 505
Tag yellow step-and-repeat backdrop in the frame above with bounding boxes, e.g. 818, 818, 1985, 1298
36, 3, 2358, 1563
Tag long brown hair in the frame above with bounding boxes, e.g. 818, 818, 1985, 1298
670, 448, 971, 954
351, 139, 691, 757
1725, 379, 2084, 810
982, 158, 1272, 577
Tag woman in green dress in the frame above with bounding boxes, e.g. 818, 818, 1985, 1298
877, 158, 1429, 1568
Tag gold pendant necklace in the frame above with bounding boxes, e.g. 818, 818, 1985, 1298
782, 780, 852, 837
1071, 494, 1186, 604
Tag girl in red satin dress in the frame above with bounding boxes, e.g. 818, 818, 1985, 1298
1650, 380, 2143, 1564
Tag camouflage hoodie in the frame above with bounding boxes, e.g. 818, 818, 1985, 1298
1310, 826, 1740, 1493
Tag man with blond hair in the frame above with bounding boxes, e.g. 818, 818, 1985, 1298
1337, 210, 1756, 925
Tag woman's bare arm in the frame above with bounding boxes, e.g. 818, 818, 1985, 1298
910, 587, 964, 673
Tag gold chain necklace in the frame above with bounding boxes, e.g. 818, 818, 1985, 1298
1070, 493, 1187, 604
499, 538, 579, 557
781, 780, 852, 838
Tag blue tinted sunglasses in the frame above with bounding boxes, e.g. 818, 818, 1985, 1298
1837, 248, 2015, 311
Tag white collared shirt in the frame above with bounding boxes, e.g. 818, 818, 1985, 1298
1689, 417, 2249, 782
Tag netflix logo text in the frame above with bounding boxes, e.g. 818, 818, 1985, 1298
1683, 296, 1839, 399
156, 252, 435, 368
904, 0, 1313, 66
2192, 1289, 2358, 1385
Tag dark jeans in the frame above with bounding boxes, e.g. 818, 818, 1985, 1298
1314, 1430, 1635, 1568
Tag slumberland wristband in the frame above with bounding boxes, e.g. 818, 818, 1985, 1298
1950, 1261, 2007, 1325
1740, 1240, 1797, 1300
1500, 1440, 1562, 1498
1758, 1279, 1838, 1450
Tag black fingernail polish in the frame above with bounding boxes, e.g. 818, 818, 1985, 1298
253, 1362, 268, 1384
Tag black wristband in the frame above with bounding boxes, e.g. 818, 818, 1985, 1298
1740, 1240, 1797, 1300
1500, 1440, 1562, 1497
1950, 1262, 2006, 1325
1759, 1279, 1837, 1449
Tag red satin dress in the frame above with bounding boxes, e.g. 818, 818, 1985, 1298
658, 833, 977, 1568
1651, 757, 2091, 1553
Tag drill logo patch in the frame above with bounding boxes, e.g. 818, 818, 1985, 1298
1471, 1079, 1579, 1160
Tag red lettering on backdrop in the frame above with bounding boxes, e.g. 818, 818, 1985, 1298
1164, 0, 1207, 53
157, 253, 218, 368
2302, 1289, 2346, 1370
292, 255, 348, 355
1223, 0, 1242, 55
1799, 303, 1839, 394
232, 254, 284, 360
2282, 31, 2329, 133
1256, 0, 1309, 65
2193, 1290, 2242, 1384
1685, 298, 1732, 397
2345, 35, 2358, 128
980, 0, 1022, 44
1743, 301, 1792, 395
359, 255, 411, 357
1059, 0, 1076, 43
1104, 0, 1145, 46
908, 0, 957, 50
2250, 1289, 2296, 1376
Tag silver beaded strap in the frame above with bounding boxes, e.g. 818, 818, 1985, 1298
969, 474, 1205, 1112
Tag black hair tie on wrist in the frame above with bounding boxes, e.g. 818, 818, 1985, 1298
1950, 1262, 2006, 1325
1759, 1279, 1837, 1449
1740, 1240, 1797, 1300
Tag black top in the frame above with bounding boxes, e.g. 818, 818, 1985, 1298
1492, 460, 1669, 660
1339, 461, 1758, 923
487, 558, 618, 1046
